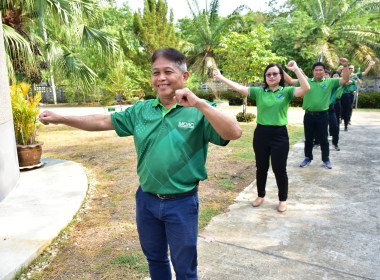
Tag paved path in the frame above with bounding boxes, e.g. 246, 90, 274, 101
197, 110, 380, 279
0, 159, 88, 280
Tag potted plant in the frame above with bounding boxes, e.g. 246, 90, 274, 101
10, 82, 43, 168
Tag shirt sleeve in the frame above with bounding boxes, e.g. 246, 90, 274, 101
285, 86, 295, 102
204, 101, 230, 146
249, 87, 260, 100
330, 78, 340, 89
111, 104, 138, 137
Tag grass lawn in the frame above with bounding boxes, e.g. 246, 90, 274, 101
18, 121, 304, 280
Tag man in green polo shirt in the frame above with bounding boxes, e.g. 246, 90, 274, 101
39, 48, 242, 280
284, 59, 349, 169
341, 61, 376, 131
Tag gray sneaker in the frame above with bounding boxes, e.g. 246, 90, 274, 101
323, 161, 332, 169
300, 157, 312, 167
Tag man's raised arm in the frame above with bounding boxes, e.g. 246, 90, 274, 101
283, 70, 298, 86
339, 58, 350, 85
362, 61, 376, 76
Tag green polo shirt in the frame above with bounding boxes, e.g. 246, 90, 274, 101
335, 85, 344, 99
297, 77, 340, 111
111, 97, 229, 194
330, 85, 344, 105
248, 86, 295, 126
343, 72, 362, 94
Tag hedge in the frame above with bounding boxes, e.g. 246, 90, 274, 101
356, 92, 380, 109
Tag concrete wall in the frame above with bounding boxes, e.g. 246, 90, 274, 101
0, 15, 19, 201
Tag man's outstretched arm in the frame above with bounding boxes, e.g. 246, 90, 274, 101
39, 111, 114, 131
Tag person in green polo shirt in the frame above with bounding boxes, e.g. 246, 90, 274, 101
213, 60, 310, 212
39, 48, 242, 280
328, 70, 345, 151
284, 59, 350, 169
341, 61, 375, 131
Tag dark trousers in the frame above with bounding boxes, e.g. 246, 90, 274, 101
335, 98, 341, 123
341, 92, 354, 128
349, 92, 355, 121
136, 186, 199, 280
253, 124, 289, 201
304, 111, 329, 162
328, 106, 339, 146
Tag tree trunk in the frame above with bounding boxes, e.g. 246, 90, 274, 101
42, 18, 57, 104
243, 96, 247, 115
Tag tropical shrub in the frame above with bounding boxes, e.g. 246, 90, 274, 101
10, 82, 41, 145
357, 92, 380, 109
236, 112, 256, 122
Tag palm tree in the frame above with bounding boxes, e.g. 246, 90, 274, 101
285, 0, 380, 68
184, 0, 247, 81
1, 0, 118, 103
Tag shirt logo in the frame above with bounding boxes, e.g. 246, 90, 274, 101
321, 85, 327, 89
178, 121, 194, 129
277, 94, 284, 99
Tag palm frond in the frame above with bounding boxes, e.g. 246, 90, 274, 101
81, 25, 119, 54
60, 49, 97, 91
2, 23, 36, 77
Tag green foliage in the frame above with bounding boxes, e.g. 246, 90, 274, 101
10, 82, 41, 145
191, 89, 214, 101
2, 0, 119, 93
64, 87, 78, 104
290, 96, 304, 107
215, 25, 285, 85
236, 112, 256, 122
269, 10, 319, 74
133, 0, 179, 52
183, 0, 247, 81
117, 0, 180, 97
220, 90, 244, 105
270, 0, 380, 71
357, 91, 380, 108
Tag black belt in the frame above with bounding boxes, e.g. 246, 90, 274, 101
149, 185, 198, 199
305, 110, 327, 116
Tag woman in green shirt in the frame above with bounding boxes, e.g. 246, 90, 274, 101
213, 61, 310, 212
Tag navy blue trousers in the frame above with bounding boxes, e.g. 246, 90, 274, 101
136, 186, 199, 280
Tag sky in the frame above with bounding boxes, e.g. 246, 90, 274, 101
115, 0, 285, 22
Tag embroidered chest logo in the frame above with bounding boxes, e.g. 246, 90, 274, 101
277, 94, 284, 100
321, 85, 327, 89
178, 121, 195, 129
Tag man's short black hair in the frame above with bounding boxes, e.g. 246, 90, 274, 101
332, 70, 340, 76
151, 48, 187, 73
312, 62, 326, 70
325, 70, 331, 75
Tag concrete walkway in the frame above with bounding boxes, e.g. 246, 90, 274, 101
197, 111, 380, 279
0, 108, 379, 280
0, 159, 88, 280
